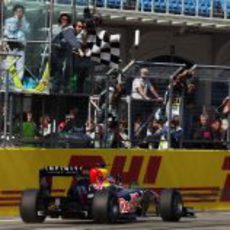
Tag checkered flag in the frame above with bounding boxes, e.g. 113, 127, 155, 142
86, 30, 121, 69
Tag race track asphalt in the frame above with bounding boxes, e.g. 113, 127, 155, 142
0, 211, 230, 230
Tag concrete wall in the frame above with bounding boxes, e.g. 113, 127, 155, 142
107, 25, 230, 66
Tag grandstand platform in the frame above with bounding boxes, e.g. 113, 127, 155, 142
9, 0, 230, 30
1, 0, 230, 149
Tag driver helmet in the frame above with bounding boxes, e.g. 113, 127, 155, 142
89, 167, 110, 187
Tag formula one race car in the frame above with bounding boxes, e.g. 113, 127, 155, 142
20, 166, 192, 223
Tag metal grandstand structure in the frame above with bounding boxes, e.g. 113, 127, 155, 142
4, 0, 230, 30
0, 0, 229, 149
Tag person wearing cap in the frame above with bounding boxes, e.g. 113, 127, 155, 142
131, 67, 163, 101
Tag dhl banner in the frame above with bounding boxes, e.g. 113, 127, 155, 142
0, 148, 230, 216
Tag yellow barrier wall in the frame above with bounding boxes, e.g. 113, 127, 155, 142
1, 148, 230, 216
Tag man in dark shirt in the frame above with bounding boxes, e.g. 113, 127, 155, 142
63, 108, 82, 132
193, 113, 212, 148
51, 13, 81, 93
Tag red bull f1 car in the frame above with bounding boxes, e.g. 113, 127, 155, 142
19, 166, 194, 223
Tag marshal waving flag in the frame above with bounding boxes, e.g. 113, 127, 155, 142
86, 30, 121, 69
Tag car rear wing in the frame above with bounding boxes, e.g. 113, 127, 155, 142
39, 166, 89, 193
39, 166, 83, 177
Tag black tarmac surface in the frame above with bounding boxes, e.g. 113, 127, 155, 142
0, 211, 230, 230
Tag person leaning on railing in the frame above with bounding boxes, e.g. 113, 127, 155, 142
72, 19, 89, 93
51, 13, 81, 93
131, 67, 163, 101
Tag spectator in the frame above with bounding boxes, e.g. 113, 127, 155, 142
58, 119, 66, 132
170, 115, 183, 148
74, 20, 86, 55
221, 96, 230, 117
110, 81, 125, 117
130, 68, 163, 145
39, 115, 52, 137
131, 67, 163, 101
4, 4, 30, 80
85, 119, 95, 143
118, 120, 130, 148
215, 96, 230, 148
94, 123, 104, 148
21, 112, 38, 146
193, 113, 212, 148
210, 118, 225, 149
145, 118, 168, 149
105, 116, 120, 148
221, 118, 229, 145
170, 67, 198, 100
134, 114, 143, 138
72, 20, 90, 93
51, 13, 81, 93
165, 67, 198, 118
63, 108, 82, 132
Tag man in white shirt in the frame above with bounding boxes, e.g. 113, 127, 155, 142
131, 67, 162, 101
4, 4, 30, 80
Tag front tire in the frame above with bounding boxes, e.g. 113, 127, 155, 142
92, 189, 119, 223
20, 189, 46, 223
159, 189, 183, 222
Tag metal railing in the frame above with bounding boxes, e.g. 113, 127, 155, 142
4, 0, 230, 21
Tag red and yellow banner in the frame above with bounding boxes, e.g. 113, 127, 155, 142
0, 148, 230, 216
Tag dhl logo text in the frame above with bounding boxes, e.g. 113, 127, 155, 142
3, 152, 230, 212
68, 155, 162, 185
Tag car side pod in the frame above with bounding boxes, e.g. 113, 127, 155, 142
19, 189, 47, 223
159, 189, 183, 222
92, 189, 119, 223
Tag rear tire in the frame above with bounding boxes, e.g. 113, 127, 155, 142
92, 189, 119, 223
159, 189, 183, 222
20, 189, 46, 223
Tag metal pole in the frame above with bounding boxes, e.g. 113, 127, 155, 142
49, 0, 54, 147
72, 0, 76, 23
103, 74, 109, 148
48, 0, 54, 91
19, 94, 23, 146
103, 68, 115, 147
227, 82, 230, 149
1, 1, 5, 146
3, 68, 9, 147
41, 95, 45, 142
88, 96, 92, 126
9, 93, 13, 142
167, 66, 185, 148
127, 95, 132, 148
179, 91, 185, 148
0, 0, 4, 41
210, 0, 213, 18
167, 75, 173, 149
